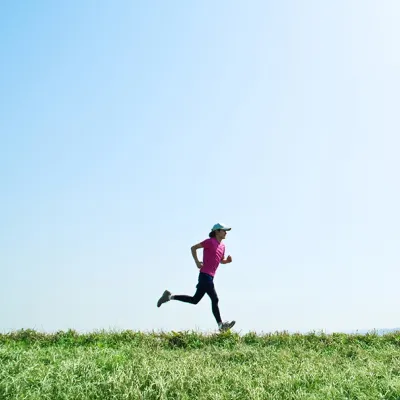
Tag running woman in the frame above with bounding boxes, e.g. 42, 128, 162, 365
157, 223, 235, 332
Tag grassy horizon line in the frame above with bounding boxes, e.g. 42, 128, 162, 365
2, 328, 400, 349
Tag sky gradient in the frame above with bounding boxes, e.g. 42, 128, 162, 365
1, 1, 400, 334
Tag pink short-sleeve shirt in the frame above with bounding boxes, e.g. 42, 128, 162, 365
199, 238, 225, 277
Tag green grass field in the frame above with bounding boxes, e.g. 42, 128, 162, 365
1, 329, 400, 399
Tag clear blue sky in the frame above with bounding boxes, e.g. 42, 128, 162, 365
1, 1, 399, 334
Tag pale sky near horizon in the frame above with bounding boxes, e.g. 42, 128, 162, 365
1, 1, 399, 334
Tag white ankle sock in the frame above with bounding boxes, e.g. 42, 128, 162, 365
169, 295, 174, 300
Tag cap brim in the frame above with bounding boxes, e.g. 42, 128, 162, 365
211, 225, 232, 231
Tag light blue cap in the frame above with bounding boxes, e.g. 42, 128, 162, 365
211, 223, 232, 232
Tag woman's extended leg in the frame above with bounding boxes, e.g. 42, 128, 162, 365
156, 284, 206, 308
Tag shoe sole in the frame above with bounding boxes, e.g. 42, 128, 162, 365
157, 290, 171, 308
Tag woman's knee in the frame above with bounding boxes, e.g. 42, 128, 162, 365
192, 296, 202, 305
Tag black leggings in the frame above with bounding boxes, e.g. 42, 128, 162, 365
173, 272, 222, 324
